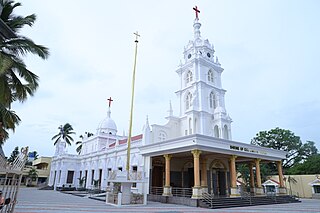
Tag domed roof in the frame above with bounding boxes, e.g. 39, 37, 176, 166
97, 108, 117, 134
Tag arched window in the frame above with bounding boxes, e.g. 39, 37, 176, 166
214, 125, 219, 138
186, 71, 193, 84
158, 131, 167, 141
210, 92, 217, 109
186, 92, 192, 110
208, 70, 214, 82
223, 125, 229, 139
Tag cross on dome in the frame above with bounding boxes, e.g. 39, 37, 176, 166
107, 97, 113, 107
193, 6, 200, 19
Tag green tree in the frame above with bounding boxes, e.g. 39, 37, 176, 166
76, 132, 93, 154
251, 127, 318, 170
8, 145, 19, 162
51, 123, 75, 145
237, 164, 250, 186
287, 154, 320, 175
27, 167, 38, 186
0, 0, 49, 144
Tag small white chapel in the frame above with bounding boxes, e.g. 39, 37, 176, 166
48, 6, 288, 205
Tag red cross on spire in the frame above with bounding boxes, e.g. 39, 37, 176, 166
107, 97, 113, 107
193, 6, 200, 19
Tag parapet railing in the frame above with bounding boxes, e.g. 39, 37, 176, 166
172, 187, 192, 197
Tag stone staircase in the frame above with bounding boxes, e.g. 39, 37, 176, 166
200, 193, 300, 209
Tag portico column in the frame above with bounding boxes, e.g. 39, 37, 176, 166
276, 161, 287, 194
200, 157, 208, 193
191, 149, 202, 199
249, 163, 255, 193
162, 154, 172, 196
230, 155, 239, 196
255, 158, 264, 195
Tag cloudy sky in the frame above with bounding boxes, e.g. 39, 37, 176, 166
4, 0, 320, 156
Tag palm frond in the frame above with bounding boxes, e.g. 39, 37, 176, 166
53, 137, 61, 145
8, 14, 36, 31
0, 103, 21, 131
76, 144, 82, 154
0, 54, 14, 75
51, 134, 61, 140
2, 37, 49, 59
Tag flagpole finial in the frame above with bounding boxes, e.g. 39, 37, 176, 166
134, 31, 140, 43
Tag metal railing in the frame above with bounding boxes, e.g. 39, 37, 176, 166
172, 187, 192, 197
149, 187, 192, 197
266, 191, 277, 203
150, 186, 163, 195
240, 190, 252, 205
202, 192, 214, 208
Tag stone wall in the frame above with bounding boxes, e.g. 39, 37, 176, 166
147, 194, 198, 207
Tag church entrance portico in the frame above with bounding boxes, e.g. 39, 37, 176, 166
142, 134, 287, 200
149, 149, 236, 199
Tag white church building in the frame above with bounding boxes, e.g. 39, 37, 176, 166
48, 8, 287, 202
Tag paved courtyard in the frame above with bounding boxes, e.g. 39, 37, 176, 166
15, 188, 319, 213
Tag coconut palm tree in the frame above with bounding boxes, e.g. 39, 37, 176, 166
52, 123, 75, 146
0, 0, 49, 143
0, 104, 20, 143
76, 132, 93, 154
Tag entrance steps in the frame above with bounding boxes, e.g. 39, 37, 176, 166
199, 194, 300, 209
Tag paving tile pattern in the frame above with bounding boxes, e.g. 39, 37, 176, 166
14, 188, 320, 213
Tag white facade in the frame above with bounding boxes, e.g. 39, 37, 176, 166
49, 16, 286, 196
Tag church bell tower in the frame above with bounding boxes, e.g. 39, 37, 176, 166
175, 7, 232, 139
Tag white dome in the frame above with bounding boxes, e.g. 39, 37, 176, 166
97, 108, 117, 134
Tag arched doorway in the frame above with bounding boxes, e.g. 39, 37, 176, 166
209, 160, 227, 196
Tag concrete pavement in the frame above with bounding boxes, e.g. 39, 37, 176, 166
15, 187, 320, 213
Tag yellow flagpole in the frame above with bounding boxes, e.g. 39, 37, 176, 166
126, 32, 140, 176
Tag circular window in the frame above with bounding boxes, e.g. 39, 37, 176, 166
207, 52, 211, 58
188, 54, 191, 59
